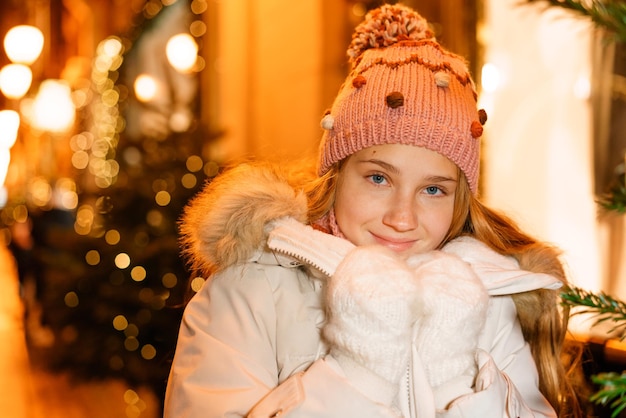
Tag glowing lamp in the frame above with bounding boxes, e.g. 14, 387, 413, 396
0, 110, 20, 149
0, 64, 33, 99
4, 25, 44, 65
0, 148, 10, 186
134, 74, 158, 102
166, 33, 198, 73
480, 63, 501, 93
30, 80, 75, 133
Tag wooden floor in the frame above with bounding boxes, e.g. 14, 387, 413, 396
0, 245, 159, 418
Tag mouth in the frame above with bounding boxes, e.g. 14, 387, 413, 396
371, 233, 416, 253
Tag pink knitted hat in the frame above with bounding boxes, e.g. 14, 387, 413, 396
318, 4, 486, 193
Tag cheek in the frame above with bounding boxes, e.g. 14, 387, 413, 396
423, 204, 455, 242
334, 184, 363, 228
333, 178, 378, 238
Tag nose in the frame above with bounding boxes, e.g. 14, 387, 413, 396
382, 193, 418, 232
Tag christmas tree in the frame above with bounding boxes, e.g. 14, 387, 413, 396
3, 0, 218, 406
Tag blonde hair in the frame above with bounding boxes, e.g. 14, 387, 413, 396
459, 178, 584, 417
298, 162, 583, 417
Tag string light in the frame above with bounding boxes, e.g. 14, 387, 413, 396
133, 74, 158, 102
0, 3, 215, 414
0, 64, 33, 99
165, 33, 198, 73
29, 80, 76, 133
3, 25, 44, 65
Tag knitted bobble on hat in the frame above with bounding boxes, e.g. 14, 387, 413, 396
318, 3, 486, 193
346, 4, 435, 65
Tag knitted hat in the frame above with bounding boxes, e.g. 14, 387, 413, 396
318, 4, 486, 193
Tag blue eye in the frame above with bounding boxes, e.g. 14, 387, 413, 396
425, 186, 442, 195
370, 174, 386, 184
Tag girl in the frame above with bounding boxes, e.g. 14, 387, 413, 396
164, 4, 581, 417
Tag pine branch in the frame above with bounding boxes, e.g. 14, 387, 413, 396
523, 0, 626, 42
563, 288, 626, 416
561, 286, 626, 339
598, 185, 626, 213
591, 372, 626, 417
598, 162, 626, 213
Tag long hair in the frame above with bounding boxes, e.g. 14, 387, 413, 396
301, 162, 584, 417
459, 177, 584, 417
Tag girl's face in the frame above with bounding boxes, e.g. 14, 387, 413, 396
334, 143, 458, 258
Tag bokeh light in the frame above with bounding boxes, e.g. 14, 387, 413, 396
165, 33, 198, 73
0, 64, 32, 99
3, 25, 44, 64
133, 74, 158, 102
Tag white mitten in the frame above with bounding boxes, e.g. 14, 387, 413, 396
407, 251, 489, 391
324, 245, 420, 404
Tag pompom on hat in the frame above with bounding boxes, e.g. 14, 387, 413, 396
318, 3, 486, 193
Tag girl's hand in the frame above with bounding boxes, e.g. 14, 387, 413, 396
407, 251, 489, 389
324, 246, 421, 391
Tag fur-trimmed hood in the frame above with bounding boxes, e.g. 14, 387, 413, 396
179, 162, 308, 276
179, 162, 563, 296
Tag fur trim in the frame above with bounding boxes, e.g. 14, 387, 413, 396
179, 162, 308, 275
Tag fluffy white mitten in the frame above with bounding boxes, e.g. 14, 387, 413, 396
324, 246, 421, 403
407, 251, 489, 391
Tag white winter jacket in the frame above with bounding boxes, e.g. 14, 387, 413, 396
163, 163, 563, 418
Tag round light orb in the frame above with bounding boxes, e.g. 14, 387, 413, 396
165, 33, 198, 73
30, 79, 75, 133
0, 64, 33, 99
134, 74, 158, 102
4, 25, 44, 65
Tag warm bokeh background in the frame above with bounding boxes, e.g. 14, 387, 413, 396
0, 0, 625, 417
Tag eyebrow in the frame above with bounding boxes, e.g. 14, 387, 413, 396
357, 158, 458, 183
357, 158, 400, 175
425, 175, 458, 184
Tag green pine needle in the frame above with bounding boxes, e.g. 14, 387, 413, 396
598, 167, 626, 214
561, 286, 626, 339
562, 288, 626, 416
525, 3, 626, 414
523, 0, 626, 42
598, 185, 626, 213
591, 372, 626, 417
